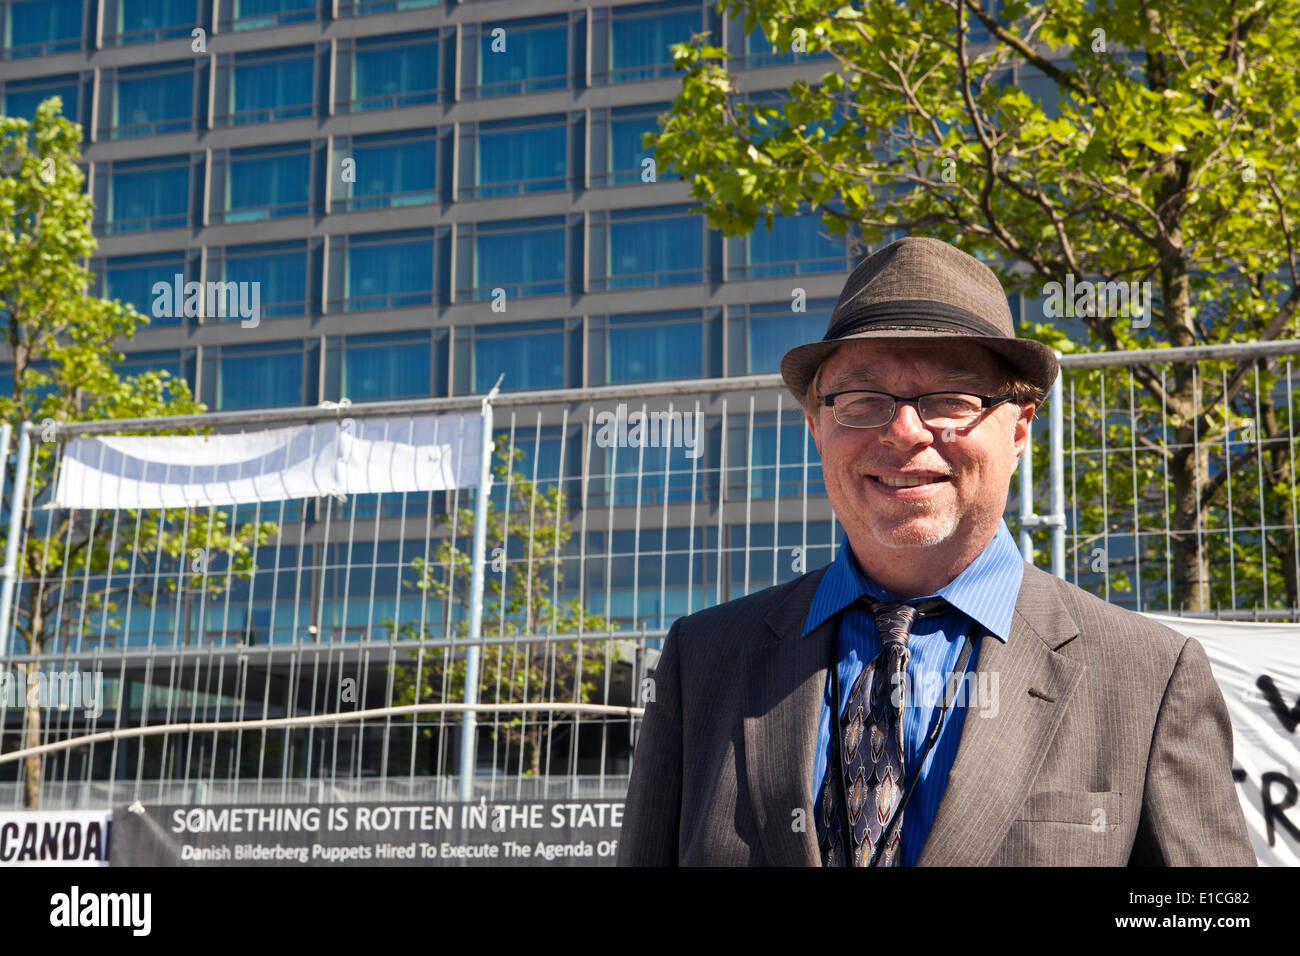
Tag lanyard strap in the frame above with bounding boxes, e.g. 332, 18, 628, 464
829, 619, 978, 867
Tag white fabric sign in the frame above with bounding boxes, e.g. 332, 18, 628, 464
0, 809, 112, 866
53, 413, 482, 509
1143, 612, 1300, 867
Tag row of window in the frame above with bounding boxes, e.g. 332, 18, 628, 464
89, 207, 858, 320
3, 302, 839, 409
0, 290, 1040, 414
9, 280, 1051, 411
83, 110, 685, 234
1, 0, 834, 81
38, 520, 848, 648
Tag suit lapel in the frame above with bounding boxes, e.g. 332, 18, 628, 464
740, 567, 830, 866
916, 565, 1085, 866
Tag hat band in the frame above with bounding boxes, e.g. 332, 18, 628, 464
824, 299, 1009, 342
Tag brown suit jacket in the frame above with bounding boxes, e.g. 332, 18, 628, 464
617, 560, 1256, 865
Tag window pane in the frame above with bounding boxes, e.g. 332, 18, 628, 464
345, 238, 433, 311
224, 247, 307, 317
113, 67, 192, 138
744, 416, 823, 499
231, 0, 316, 31
608, 212, 700, 288
344, 134, 437, 210
109, 160, 189, 234
352, 37, 438, 110
744, 213, 847, 278
218, 348, 301, 409
476, 118, 566, 196
343, 336, 430, 400
104, 255, 187, 326
117, 0, 196, 44
232, 54, 314, 124
7, 0, 81, 57
478, 22, 567, 96
610, 8, 698, 83
602, 433, 704, 507
607, 108, 672, 186
341, 0, 437, 14
606, 313, 702, 382
226, 145, 310, 221
740, 24, 832, 67
472, 321, 564, 392
745, 308, 828, 374
473, 221, 566, 298
118, 349, 185, 384
1019, 69, 1062, 120
3, 80, 78, 121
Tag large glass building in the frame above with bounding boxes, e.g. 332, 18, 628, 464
0, 0, 1093, 799
0, 0, 1080, 628
0, 0, 871, 412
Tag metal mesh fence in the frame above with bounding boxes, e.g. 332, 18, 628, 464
1, 341, 1298, 808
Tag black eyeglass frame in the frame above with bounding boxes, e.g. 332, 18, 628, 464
818, 389, 1016, 429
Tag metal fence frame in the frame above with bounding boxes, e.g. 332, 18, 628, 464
3, 338, 1300, 808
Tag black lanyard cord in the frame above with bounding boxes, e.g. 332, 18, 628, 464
829, 618, 979, 867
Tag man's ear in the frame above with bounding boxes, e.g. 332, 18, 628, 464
806, 411, 822, 458
1011, 402, 1036, 456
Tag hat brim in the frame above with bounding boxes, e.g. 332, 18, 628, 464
780, 330, 1060, 406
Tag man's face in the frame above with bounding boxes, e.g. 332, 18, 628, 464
805, 338, 1035, 572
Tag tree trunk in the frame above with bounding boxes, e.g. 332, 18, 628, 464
1169, 436, 1212, 612
1153, 185, 1213, 613
22, 660, 41, 809
527, 725, 541, 777
21, 598, 47, 809
1261, 395, 1298, 610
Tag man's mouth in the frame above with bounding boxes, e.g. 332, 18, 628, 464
867, 473, 950, 488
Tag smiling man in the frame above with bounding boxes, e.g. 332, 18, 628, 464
617, 236, 1255, 867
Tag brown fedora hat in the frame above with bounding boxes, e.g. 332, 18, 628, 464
780, 236, 1059, 403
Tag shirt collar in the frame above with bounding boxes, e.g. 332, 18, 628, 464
803, 519, 1023, 643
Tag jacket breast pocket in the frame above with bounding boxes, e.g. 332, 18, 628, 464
1015, 790, 1123, 830
995, 790, 1127, 865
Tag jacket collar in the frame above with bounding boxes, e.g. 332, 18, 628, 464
803, 520, 1024, 644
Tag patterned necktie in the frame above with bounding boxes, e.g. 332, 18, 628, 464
816, 595, 953, 867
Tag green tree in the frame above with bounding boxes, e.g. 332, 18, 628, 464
388, 437, 612, 779
0, 99, 278, 806
652, 0, 1300, 611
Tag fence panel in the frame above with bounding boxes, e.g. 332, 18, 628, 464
2, 343, 1297, 809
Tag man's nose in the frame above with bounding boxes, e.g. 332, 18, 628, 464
878, 400, 933, 444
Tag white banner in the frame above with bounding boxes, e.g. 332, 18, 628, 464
0, 810, 112, 866
1143, 612, 1300, 867
52, 413, 482, 509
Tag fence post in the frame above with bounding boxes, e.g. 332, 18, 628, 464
1018, 413, 1035, 563
459, 380, 500, 802
0, 422, 31, 658
0, 423, 10, 573
1049, 362, 1065, 579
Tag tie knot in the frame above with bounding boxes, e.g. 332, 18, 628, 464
859, 595, 952, 648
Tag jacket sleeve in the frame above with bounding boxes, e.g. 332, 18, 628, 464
1129, 635, 1257, 866
616, 617, 684, 866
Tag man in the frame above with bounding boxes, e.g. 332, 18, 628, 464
617, 236, 1255, 866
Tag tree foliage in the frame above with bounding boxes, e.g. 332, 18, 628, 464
0, 99, 278, 806
652, 0, 1300, 611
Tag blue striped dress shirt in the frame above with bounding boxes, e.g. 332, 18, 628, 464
807, 519, 1024, 866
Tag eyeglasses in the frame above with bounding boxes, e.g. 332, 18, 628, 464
819, 389, 1014, 430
